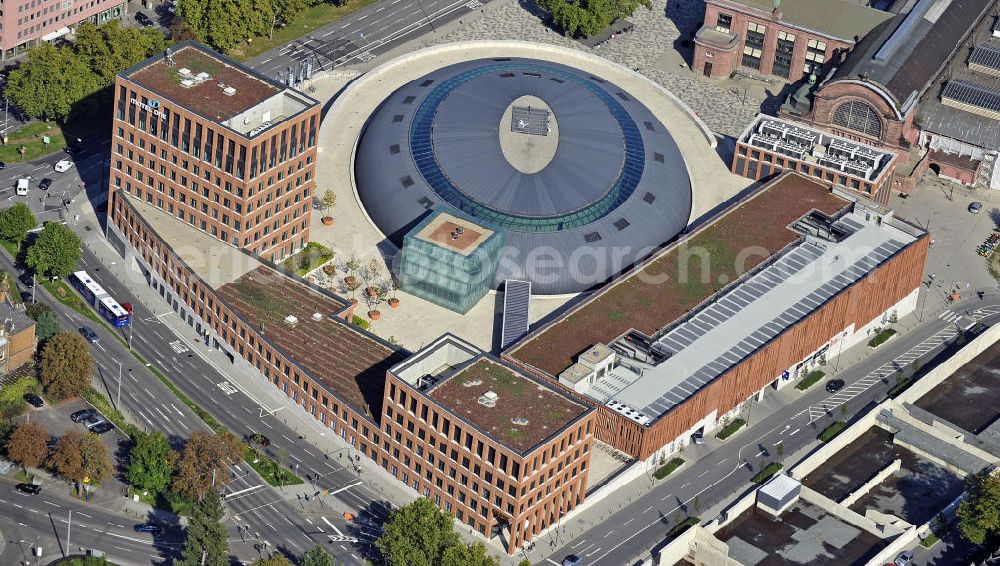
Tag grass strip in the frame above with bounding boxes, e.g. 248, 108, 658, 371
653, 457, 684, 480
715, 418, 746, 441
920, 533, 939, 548
245, 447, 305, 486
752, 462, 783, 484
231, 0, 382, 60
888, 376, 915, 398
868, 328, 897, 348
817, 421, 846, 442
665, 517, 699, 542
795, 370, 826, 391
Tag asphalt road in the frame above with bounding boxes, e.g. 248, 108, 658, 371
0, 477, 184, 566
538, 299, 1000, 566
246, 0, 495, 77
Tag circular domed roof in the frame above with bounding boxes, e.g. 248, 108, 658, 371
354, 57, 692, 295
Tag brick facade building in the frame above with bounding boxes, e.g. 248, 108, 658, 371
112, 41, 321, 263
693, 0, 890, 81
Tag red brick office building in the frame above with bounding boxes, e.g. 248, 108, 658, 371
111, 41, 321, 263
693, 0, 891, 81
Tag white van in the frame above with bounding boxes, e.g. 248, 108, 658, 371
54, 159, 73, 173
15, 178, 29, 196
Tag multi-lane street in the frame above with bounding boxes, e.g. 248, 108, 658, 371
246, 0, 495, 76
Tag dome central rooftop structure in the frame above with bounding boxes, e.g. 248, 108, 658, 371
354, 57, 693, 296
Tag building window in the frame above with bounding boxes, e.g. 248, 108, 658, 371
804, 39, 826, 74
716, 13, 732, 34
742, 22, 766, 70
773, 31, 795, 78
832, 100, 882, 138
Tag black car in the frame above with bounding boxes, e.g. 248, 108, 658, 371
71, 408, 97, 423
0, 161, 7, 170
23, 393, 43, 408
80, 325, 100, 343
135, 12, 154, 27
825, 379, 845, 393
133, 523, 163, 534
38, 178, 52, 190
90, 421, 114, 434
16, 483, 41, 495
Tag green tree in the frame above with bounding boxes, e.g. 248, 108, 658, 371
6, 421, 50, 471
181, 0, 271, 52
376, 498, 460, 566
177, 489, 229, 566
4, 43, 100, 121
34, 309, 61, 344
74, 21, 170, 89
958, 471, 1000, 544
26, 221, 82, 279
300, 545, 335, 566
535, 0, 650, 36
126, 430, 177, 496
252, 556, 293, 566
441, 541, 501, 566
0, 203, 38, 245
267, 0, 306, 38
39, 332, 93, 401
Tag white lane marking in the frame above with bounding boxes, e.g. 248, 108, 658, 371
329, 481, 363, 495
321, 516, 343, 536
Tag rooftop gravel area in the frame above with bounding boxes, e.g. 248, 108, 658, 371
127, 44, 280, 122
217, 266, 406, 419
429, 359, 587, 453
509, 174, 849, 376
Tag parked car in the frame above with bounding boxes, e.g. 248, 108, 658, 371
562, 555, 582, 566
16, 483, 41, 495
47, 435, 58, 451
90, 421, 114, 434
894, 550, 914, 566
15, 178, 28, 196
133, 523, 163, 534
38, 178, 52, 190
80, 325, 99, 343
71, 408, 97, 423
691, 430, 705, 445
825, 379, 845, 393
23, 393, 43, 408
135, 12, 154, 27
80, 414, 104, 429
0, 161, 7, 170
969, 201, 984, 214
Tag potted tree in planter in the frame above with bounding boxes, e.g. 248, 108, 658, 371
365, 258, 382, 300
320, 190, 336, 226
344, 254, 361, 289
368, 286, 386, 321
387, 277, 400, 309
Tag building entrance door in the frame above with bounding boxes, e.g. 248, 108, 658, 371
703, 62, 713, 77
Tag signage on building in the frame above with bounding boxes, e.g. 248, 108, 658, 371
130, 98, 167, 121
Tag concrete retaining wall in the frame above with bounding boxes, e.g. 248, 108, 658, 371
702, 486, 758, 534
840, 459, 901, 508
789, 409, 880, 481
864, 526, 919, 566
800, 485, 904, 538
895, 320, 1000, 404
654, 526, 739, 566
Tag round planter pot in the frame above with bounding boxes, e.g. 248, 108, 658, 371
368, 310, 381, 321
344, 276, 357, 287
388, 298, 400, 309
321, 217, 333, 226
366, 287, 379, 299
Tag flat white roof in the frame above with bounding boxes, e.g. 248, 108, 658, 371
604, 207, 921, 423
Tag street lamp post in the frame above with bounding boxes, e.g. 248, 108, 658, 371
117, 359, 123, 409
65, 509, 72, 558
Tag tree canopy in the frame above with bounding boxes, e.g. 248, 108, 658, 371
177, 489, 230, 566
0, 203, 38, 245
33, 309, 61, 344
375, 497, 503, 566
300, 545, 335, 566
6, 421, 50, 470
171, 430, 244, 500
126, 430, 177, 496
39, 332, 93, 401
26, 221, 82, 279
4, 20, 169, 121
958, 470, 1000, 544
48, 430, 112, 483
534, 0, 651, 37
179, 0, 272, 52
252, 555, 294, 566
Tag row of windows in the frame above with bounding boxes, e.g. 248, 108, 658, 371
735, 146, 876, 195
714, 11, 830, 77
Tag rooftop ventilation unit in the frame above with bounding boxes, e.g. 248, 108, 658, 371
462, 379, 482, 387
180, 79, 195, 88
196, 72, 211, 81
311, 312, 323, 321
223, 86, 237, 96
478, 391, 498, 407
178, 68, 192, 76
511, 417, 529, 426
283, 314, 299, 325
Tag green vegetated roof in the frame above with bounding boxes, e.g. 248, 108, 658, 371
509, 173, 849, 376
428, 359, 587, 453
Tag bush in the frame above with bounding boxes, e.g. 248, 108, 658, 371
653, 458, 684, 480
164, 489, 197, 516
282, 242, 334, 276
752, 462, 783, 484
352, 315, 369, 330
818, 421, 846, 442
868, 328, 897, 348
0, 372, 40, 418
796, 370, 826, 391
245, 447, 305, 487
715, 418, 746, 440
920, 533, 939, 547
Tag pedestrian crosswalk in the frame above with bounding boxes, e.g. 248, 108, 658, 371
938, 310, 960, 323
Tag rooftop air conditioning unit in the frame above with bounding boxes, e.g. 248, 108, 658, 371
178, 68, 192, 76
478, 391, 498, 407
283, 314, 299, 325
180, 79, 195, 88
311, 312, 323, 321
223, 86, 237, 96
196, 72, 211, 80
511, 417, 529, 426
